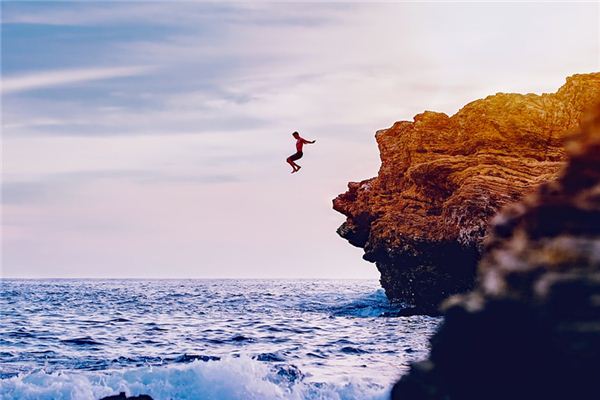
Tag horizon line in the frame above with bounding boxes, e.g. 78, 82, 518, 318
0, 277, 377, 281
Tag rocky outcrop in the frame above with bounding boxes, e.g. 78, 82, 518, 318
391, 104, 600, 400
100, 393, 153, 400
334, 73, 600, 312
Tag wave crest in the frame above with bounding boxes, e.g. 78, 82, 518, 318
0, 356, 389, 400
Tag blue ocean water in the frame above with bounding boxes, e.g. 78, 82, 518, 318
0, 279, 440, 400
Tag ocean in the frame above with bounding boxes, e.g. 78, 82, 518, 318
0, 279, 440, 400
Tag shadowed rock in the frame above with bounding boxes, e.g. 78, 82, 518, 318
391, 104, 600, 400
100, 393, 153, 400
334, 73, 600, 312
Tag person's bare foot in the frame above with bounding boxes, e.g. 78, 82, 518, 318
291, 168, 298, 174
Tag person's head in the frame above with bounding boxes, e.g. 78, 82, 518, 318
292, 131, 299, 138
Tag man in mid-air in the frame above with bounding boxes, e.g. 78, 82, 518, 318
286, 131, 316, 174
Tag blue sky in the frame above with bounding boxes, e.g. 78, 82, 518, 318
2, 1, 599, 278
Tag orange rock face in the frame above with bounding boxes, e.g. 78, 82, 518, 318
333, 73, 600, 312
391, 102, 600, 400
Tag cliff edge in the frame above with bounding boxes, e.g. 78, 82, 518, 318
391, 102, 600, 400
333, 73, 600, 312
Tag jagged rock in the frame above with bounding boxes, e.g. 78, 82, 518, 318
99, 393, 153, 400
333, 73, 600, 312
391, 104, 600, 400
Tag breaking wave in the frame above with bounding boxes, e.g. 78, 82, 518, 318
0, 356, 389, 400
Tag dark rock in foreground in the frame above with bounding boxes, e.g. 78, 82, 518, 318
100, 393, 153, 400
334, 73, 600, 312
391, 104, 600, 399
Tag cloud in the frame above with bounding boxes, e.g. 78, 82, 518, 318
5, 2, 596, 139
1, 2, 347, 28
2, 169, 240, 207
2, 181, 51, 204
2, 66, 154, 94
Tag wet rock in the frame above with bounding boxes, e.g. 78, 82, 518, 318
274, 364, 304, 385
172, 353, 220, 363
99, 393, 153, 400
334, 73, 600, 312
391, 104, 600, 400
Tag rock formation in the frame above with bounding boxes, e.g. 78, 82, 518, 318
333, 73, 600, 312
391, 103, 600, 400
100, 393, 153, 400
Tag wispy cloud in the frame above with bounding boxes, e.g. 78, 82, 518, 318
2, 66, 154, 94
2, 169, 239, 205
1, 2, 346, 28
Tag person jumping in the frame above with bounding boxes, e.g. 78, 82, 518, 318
286, 131, 315, 173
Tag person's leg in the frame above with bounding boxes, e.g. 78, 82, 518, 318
289, 152, 302, 173
287, 157, 298, 172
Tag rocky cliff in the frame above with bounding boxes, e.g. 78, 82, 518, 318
333, 73, 600, 312
391, 102, 600, 400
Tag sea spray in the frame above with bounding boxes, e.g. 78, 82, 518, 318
0, 356, 390, 400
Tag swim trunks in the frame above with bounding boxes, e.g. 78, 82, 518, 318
289, 151, 303, 161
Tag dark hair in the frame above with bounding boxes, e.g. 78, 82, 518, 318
292, 131, 299, 137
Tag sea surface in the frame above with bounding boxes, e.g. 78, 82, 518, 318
0, 279, 440, 400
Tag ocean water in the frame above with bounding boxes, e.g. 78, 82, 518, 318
0, 279, 440, 400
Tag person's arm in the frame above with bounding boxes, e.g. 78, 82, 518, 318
302, 138, 316, 144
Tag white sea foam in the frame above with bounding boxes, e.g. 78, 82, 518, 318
0, 356, 390, 400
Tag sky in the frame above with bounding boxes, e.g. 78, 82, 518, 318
1, 1, 599, 279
